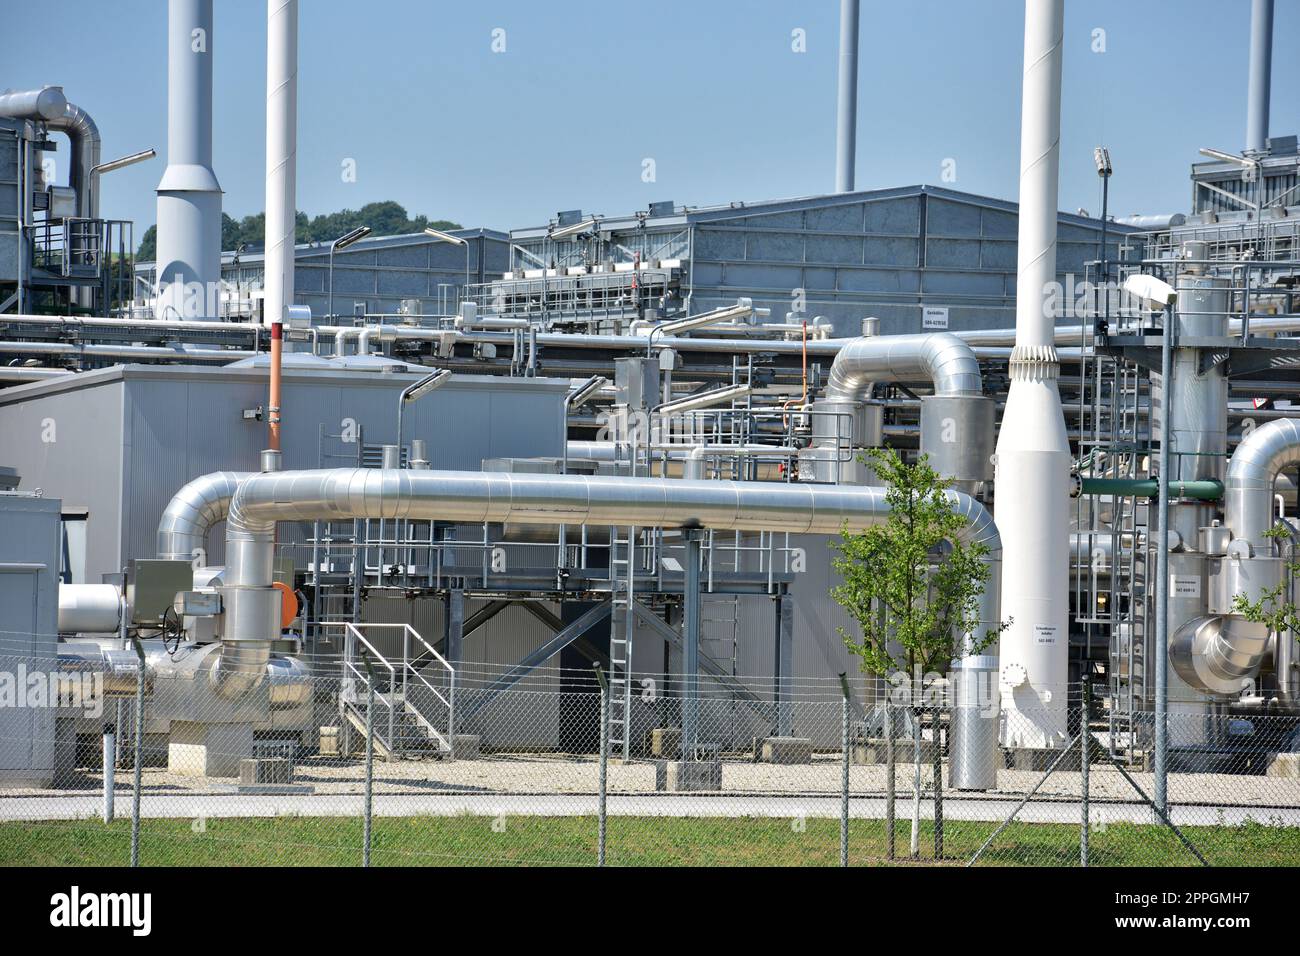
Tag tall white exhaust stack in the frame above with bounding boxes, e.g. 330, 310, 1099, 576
155, 0, 222, 320
263, 0, 298, 326
994, 0, 1071, 751
835, 0, 860, 193
1245, 0, 1273, 156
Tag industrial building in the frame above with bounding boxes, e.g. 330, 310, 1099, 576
0, 0, 1298, 809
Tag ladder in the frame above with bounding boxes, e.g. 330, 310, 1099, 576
608, 525, 636, 761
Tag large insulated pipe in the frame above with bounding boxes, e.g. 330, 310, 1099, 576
1225, 417, 1300, 555
263, 0, 298, 326
835, 0, 860, 193
213, 468, 1003, 773
157, 471, 250, 562
1245, 0, 1274, 156
994, 0, 1072, 750
155, 0, 222, 321
0, 86, 69, 122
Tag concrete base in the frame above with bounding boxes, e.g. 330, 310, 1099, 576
655, 759, 723, 792
318, 726, 340, 757
647, 727, 681, 758
1267, 753, 1300, 779
169, 721, 253, 777
851, 738, 937, 765
1009, 746, 1080, 772
239, 757, 292, 786
759, 736, 813, 765
450, 734, 480, 760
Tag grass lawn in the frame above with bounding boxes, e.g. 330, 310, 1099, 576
1, 815, 1297, 867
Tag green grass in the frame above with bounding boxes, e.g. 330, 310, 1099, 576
2, 815, 1297, 867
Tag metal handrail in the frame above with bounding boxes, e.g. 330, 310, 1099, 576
326, 622, 397, 755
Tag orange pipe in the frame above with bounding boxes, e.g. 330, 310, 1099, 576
268, 319, 283, 450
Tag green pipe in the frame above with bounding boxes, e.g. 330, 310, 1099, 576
1076, 477, 1223, 500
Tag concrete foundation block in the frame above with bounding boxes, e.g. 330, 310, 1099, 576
759, 736, 813, 765
318, 726, 340, 757
1267, 752, 1300, 778
1010, 746, 1080, 772
657, 759, 723, 792
451, 734, 480, 760
169, 721, 253, 777
648, 727, 681, 758
239, 758, 292, 786
851, 737, 936, 765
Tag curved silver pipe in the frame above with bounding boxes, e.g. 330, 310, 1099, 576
0, 86, 69, 121
826, 332, 983, 402
1225, 417, 1300, 554
45, 101, 101, 222
157, 471, 250, 562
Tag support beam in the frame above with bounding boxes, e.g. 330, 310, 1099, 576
631, 603, 767, 709
681, 531, 702, 757
775, 592, 794, 737
444, 589, 464, 666
520, 601, 610, 668
460, 602, 612, 721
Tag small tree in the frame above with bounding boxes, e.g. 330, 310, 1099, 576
831, 447, 1007, 857
1230, 524, 1300, 636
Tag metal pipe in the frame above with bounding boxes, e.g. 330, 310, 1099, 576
268, 319, 283, 449
825, 332, 982, 402
1225, 417, 1300, 553
835, 0, 860, 193
1153, 303, 1174, 813
995, 0, 1072, 750
1246, 0, 1274, 156
57, 583, 124, 634
263, 0, 298, 326
0, 86, 69, 121
155, 0, 222, 321
156, 470, 250, 561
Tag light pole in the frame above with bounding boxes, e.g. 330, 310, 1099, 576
395, 368, 451, 465
423, 227, 470, 309
328, 225, 371, 320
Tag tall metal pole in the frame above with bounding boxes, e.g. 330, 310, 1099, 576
1080, 679, 1090, 865
362, 652, 375, 867
264, 0, 298, 329
328, 243, 337, 321
834, 0, 860, 193
682, 529, 702, 758
838, 673, 852, 868
1245, 0, 1274, 157
595, 664, 609, 867
129, 636, 146, 867
1154, 302, 1174, 814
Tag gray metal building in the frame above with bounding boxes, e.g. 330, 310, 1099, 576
506, 185, 1134, 336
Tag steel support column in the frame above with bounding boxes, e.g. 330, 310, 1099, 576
682, 530, 702, 758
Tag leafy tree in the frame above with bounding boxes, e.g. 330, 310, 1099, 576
831, 447, 1007, 857
1230, 524, 1300, 635
136, 224, 156, 262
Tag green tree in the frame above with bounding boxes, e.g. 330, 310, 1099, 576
1231, 524, 1300, 635
831, 447, 1007, 857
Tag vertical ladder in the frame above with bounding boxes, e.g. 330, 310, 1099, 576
608, 525, 636, 761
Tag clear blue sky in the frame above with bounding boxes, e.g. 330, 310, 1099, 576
7, 0, 1297, 236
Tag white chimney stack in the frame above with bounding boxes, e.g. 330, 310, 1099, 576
155, 0, 222, 320
993, 0, 1072, 752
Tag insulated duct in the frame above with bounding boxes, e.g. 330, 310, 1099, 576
263, 0, 298, 326
157, 471, 251, 562
994, 0, 1072, 750
155, 0, 223, 321
204, 467, 1003, 780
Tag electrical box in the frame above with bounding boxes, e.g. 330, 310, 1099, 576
614, 356, 659, 412
128, 559, 193, 625
47, 186, 77, 218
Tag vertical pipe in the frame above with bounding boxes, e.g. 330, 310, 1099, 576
597, 670, 609, 867
839, 681, 850, 868
268, 319, 283, 449
1080, 679, 1090, 865
1245, 0, 1274, 156
264, 0, 298, 327
1153, 304, 1174, 815
994, 0, 1071, 752
155, 0, 221, 320
682, 530, 702, 758
835, 0, 860, 193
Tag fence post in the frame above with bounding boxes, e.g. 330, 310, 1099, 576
839, 673, 853, 867
885, 696, 895, 861
1081, 679, 1090, 867
362, 651, 376, 868
595, 663, 609, 867
102, 722, 115, 824
129, 636, 146, 867
932, 706, 943, 860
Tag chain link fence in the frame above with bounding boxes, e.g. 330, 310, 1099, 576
1, 647, 1299, 867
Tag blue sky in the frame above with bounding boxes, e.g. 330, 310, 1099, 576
7, 0, 1297, 236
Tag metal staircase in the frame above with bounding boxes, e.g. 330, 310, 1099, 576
331, 622, 457, 760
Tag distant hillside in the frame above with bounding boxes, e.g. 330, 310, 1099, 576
136, 200, 461, 261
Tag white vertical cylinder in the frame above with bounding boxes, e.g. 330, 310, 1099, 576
1245, 0, 1273, 156
994, 0, 1071, 751
155, 0, 222, 321
264, 0, 298, 327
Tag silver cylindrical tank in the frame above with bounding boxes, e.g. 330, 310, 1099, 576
919, 395, 995, 496
57, 583, 124, 634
